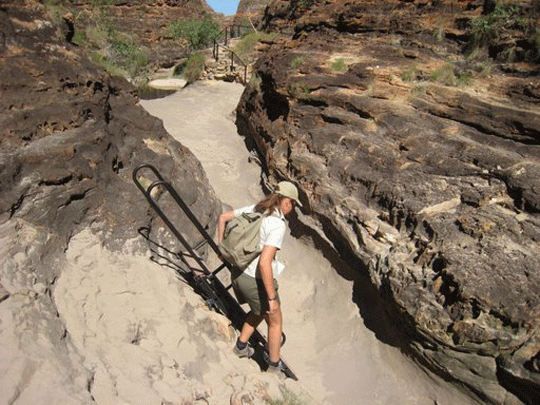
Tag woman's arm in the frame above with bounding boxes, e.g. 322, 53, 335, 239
217, 210, 235, 243
259, 245, 279, 313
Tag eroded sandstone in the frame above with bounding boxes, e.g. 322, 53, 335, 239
0, 1, 232, 403
237, 0, 540, 403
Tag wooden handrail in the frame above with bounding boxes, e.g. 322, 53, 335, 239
212, 24, 255, 84
212, 41, 248, 84
211, 24, 254, 47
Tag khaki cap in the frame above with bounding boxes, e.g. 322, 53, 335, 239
276, 181, 302, 207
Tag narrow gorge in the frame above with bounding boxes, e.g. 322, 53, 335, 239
1, 1, 539, 404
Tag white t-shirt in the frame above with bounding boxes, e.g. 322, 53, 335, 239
233, 204, 286, 278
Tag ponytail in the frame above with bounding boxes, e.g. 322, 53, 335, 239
254, 193, 284, 215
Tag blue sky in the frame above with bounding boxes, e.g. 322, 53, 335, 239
206, 0, 240, 15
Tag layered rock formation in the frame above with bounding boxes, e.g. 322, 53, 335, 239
0, 0, 219, 254
0, 1, 236, 402
237, 0, 540, 404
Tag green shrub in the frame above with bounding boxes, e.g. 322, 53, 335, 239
108, 38, 148, 78
168, 14, 221, 50
469, 3, 530, 61
290, 55, 305, 70
433, 19, 446, 43
330, 58, 347, 73
288, 82, 310, 99
173, 60, 187, 77
44, 0, 152, 81
471, 4, 522, 45
457, 71, 473, 86
179, 52, 206, 84
429, 62, 473, 87
86, 33, 148, 79
411, 84, 427, 95
43, 1, 70, 26
430, 63, 457, 86
470, 14, 493, 46
476, 59, 495, 77
83, 0, 118, 38
73, 1, 150, 80
85, 24, 110, 47
89, 50, 124, 77
233, 31, 276, 59
72, 28, 86, 46
401, 63, 419, 82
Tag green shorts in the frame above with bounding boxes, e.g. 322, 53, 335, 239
232, 271, 280, 316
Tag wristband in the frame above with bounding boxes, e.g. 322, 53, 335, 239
268, 296, 277, 301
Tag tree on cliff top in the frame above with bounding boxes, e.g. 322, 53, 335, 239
168, 13, 221, 51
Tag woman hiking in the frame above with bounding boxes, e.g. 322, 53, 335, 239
217, 181, 302, 376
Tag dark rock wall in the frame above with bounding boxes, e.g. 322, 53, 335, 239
1, 0, 219, 245
237, 0, 540, 403
0, 0, 220, 396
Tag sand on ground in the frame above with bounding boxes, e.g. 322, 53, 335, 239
139, 80, 478, 405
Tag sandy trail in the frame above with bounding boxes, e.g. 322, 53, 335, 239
139, 80, 476, 405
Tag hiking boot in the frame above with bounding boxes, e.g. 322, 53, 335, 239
233, 343, 254, 359
266, 359, 287, 379
264, 352, 286, 378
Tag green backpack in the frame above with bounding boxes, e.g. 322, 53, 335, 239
219, 212, 264, 270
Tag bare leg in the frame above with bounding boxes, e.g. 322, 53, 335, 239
265, 307, 283, 363
238, 311, 264, 343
